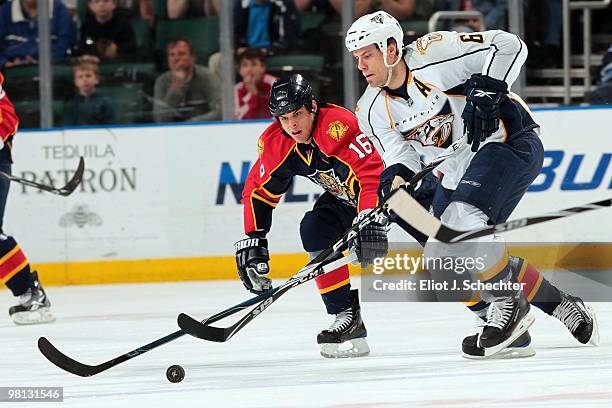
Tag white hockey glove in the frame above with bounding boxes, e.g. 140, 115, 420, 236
235, 236, 272, 294
349, 210, 389, 267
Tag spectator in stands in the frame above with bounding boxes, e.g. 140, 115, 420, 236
234, 48, 277, 120
434, 0, 507, 31
590, 45, 612, 104
524, 0, 560, 67
63, 60, 115, 125
61, 0, 77, 19
138, 0, 154, 26
167, 0, 219, 19
294, 0, 373, 18
77, 0, 136, 63
114, 0, 154, 26
153, 38, 221, 122
378, 0, 416, 21
235, 0, 302, 55
0, 0, 76, 69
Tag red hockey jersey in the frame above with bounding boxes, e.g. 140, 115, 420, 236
0, 72, 19, 143
243, 103, 384, 234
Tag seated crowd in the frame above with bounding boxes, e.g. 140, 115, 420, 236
0, 0, 609, 128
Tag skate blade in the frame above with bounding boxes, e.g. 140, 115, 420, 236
320, 338, 370, 359
587, 305, 601, 346
463, 345, 536, 360
481, 314, 535, 358
11, 308, 56, 326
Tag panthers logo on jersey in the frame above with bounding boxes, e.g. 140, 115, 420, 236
401, 113, 454, 148
326, 120, 349, 142
308, 169, 356, 204
257, 137, 264, 158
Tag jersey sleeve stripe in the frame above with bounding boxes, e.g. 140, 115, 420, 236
384, 94, 395, 129
252, 191, 279, 207
485, 44, 499, 77
502, 35, 523, 82
411, 48, 489, 72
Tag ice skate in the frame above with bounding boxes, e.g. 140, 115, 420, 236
463, 330, 535, 359
318, 289, 370, 358
9, 271, 55, 325
478, 291, 534, 357
552, 292, 600, 346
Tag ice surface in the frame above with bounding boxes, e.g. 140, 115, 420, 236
2, 278, 612, 408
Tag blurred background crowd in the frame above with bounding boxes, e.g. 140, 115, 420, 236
0, 0, 611, 129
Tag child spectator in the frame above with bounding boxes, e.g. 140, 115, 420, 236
0, 0, 76, 69
234, 48, 277, 120
63, 61, 115, 125
77, 0, 136, 62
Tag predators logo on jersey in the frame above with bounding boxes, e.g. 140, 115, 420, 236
326, 120, 349, 142
401, 113, 454, 148
415, 32, 443, 55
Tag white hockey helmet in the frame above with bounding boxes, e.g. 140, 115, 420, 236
345, 11, 404, 61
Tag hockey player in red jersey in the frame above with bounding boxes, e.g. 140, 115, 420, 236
0, 72, 54, 325
235, 74, 387, 358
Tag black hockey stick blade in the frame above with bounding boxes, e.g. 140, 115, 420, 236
177, 313, 229, 342
38, 336, 110, 377
38, 328, 186, 377
57, 156, 85, 196
386, 189, 612, 243
177, 253, 359, 343
0, 156, 85, 196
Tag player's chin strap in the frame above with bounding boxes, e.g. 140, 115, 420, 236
382, 52, 403, 88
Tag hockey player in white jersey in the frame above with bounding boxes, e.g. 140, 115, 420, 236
345, 11, 599, 358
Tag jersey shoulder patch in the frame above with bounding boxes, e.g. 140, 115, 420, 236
317, 105, 359, 143
414, 32, 444, 55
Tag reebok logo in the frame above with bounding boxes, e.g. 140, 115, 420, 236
474, 90, 496, 99
460, 179, 482, 187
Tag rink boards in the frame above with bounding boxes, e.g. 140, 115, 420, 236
6, 106, 612, 285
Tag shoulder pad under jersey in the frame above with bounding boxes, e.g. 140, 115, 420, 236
257, 122, 296, 171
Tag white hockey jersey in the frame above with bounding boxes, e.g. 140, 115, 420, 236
355, 30, 539, 190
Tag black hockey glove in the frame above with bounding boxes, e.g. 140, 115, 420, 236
349, 210, 389, 268
461, 74, 509, 152
378, 163, 416, 199
378, 163, 417, 225
235, 236, 272, 294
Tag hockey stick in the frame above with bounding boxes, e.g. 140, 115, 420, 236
37, 253, 355, 377
37, 137, 465, 376
0, 157, 84, 196
385, 188, 611, 243
178, 192, 612, 343
174, 142, 468, 343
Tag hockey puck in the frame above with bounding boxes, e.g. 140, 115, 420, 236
166, 364, 185, 383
